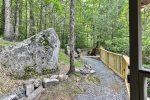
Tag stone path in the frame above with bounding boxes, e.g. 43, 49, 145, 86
74, 57, 128, 100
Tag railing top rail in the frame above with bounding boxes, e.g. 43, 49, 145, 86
123, 55, 130, 65
100, 47, 122, 56
100, 46, 130, 66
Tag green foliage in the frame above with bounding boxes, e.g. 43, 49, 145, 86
17, 26, 27, 41
59, 49, 70, 64
29, 27, 37, 37
104, 37, 129, 55
42, 68, 54, 75
0, 38, 17, 46
23, 66, 38, 79
21, 67, 54, 79
143, 45, 150, 64
148, 87, 150, 97
0, 0, 149, 68
40, 38, 50, 46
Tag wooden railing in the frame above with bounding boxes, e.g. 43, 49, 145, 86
99, 47, 130, 97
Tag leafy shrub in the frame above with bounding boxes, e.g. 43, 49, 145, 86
104, 37, 129, 55
143, 45, 150, 64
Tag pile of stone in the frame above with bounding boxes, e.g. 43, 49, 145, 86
75, 64, 96, 75
1, 74, 68, 100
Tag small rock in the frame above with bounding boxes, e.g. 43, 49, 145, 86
63, 75, 68, 81
65, 46, 79, 58
43, 78, 59, 88
25, 84, 35, 97
84, 64, 92, 70
34, 79, 42, 88
26, 86, 45, 100
50, 75, 59, 79
18, 97, 27, 100
88, 64, 92, 68
58, 74, 68, 81
58, 75, 63, 81
77, 48, 81, 53
14, 87, 26, 98
75, 68, 81, 73
84, 64, 90, 69
3, 94, 18, 100
80, 69, 90, 75
25, 79, 36, 85
90, 70, 96, 74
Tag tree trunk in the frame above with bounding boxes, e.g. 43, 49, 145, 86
44, 5, 47, 29
68, 0, 76, 74
14, 0, 19, 39
25, 0, 28, 38
19, 0, 22, 26
62, 0, 68, 49
4, 0, 15, 41
18, 0, 22, 39
39, 0, 43, 31
0, 0, 5, 35
29, 0, 35, 36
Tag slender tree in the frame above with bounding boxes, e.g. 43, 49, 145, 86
29, 0, 35, 36
44, 3, 47, 30
19, 0, 22, 26
4, 0, 15, 41
68, 0, 76, 74
14, 0, 19, 38
39, 0, 43, 31
25, 0, 28, 37
0, 0, 5, 35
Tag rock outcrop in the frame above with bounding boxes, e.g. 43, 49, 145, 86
0, 28, 60, 76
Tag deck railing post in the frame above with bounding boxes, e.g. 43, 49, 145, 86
129, 0, 146, 100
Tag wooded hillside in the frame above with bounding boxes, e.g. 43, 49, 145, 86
0, 0, 149, 65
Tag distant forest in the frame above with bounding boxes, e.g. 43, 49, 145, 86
0, 0, 149, 65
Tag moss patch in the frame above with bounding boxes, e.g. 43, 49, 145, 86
23, 66, 38, 79
0, 38, 17, 46
42, 68, 55, 75
42, 38, 49, 46
38, 37, 53, 48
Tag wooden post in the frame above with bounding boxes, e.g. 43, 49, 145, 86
129, 0, 146, 100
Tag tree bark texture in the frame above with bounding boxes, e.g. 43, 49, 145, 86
68, 0, 76, 74
14, 0, 19, 38
4, 0, 15, 41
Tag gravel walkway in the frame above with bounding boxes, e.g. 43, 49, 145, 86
74, 57, 129, 100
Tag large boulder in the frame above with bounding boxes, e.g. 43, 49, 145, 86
0, 28, 60, 76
